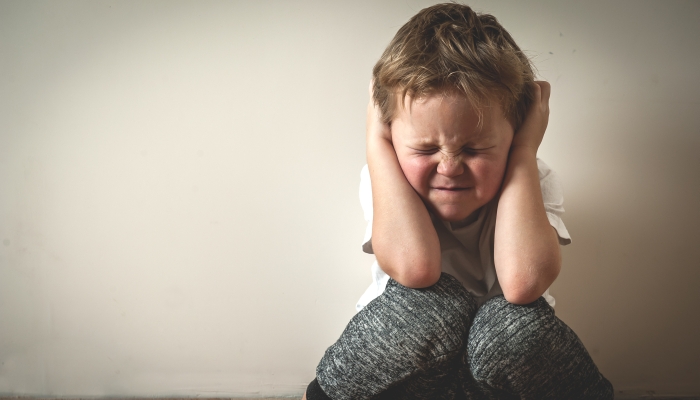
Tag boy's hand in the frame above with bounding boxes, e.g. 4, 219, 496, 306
511, 81, 550, 153
495, 80, 560, 305
366, 80, 392, 143
365, 80, 442, 289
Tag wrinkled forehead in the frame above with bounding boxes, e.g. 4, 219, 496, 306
397, 85, 494, 110
395, 91, 510, 141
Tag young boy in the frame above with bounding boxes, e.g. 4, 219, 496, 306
304, 4, 613, 399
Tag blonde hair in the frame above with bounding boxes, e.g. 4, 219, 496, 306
372, 3, 535, 128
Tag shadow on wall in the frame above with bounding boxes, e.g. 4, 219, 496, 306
550, 100, 700, 394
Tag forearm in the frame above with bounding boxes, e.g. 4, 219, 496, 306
367, 136, 441, 288
494, 147, 561, 304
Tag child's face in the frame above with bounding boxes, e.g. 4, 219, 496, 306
391, 93, 514, 222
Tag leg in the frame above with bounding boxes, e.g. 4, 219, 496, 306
308, 273, 477, 400
466, 295, 614, 400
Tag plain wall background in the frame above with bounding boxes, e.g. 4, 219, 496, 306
1, 0, 699, 397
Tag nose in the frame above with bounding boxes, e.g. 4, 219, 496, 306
437, 154, 464, 177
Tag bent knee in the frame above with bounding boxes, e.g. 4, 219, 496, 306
467, 296, 613, 398
377, 273, 477, 359
467, 296, 559, 382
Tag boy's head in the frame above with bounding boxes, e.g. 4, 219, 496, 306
372, 4, 536, 222
372, 3, 535, 128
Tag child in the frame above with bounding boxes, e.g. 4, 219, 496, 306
304, 4, 613, 399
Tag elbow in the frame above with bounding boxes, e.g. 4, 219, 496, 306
500, 260, 561, 305
502, 287, 544, 305
397, 267, 441, 289
381, 258, 441, 289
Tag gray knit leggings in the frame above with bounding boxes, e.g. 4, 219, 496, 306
308, 273, 613, 400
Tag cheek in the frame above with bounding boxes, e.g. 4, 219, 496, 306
468, 157, 508, 196
397, 156, 434, 193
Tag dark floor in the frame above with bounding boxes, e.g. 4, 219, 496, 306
2, 396, 700, 400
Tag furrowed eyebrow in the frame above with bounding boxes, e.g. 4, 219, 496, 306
406, 138, 439, 148
409, 142, 438, 148
408, 135, 493, 148
462, 129, 495, 144
410, 136, 438, 144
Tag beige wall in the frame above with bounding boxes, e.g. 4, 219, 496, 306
1, 0, 698, 397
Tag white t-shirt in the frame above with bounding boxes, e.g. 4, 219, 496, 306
356, 158, 571, 312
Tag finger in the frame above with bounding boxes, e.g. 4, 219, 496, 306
535, 81, 551, 105
529, 81, 541, 106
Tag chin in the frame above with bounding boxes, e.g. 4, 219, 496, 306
432, 207, 474, 222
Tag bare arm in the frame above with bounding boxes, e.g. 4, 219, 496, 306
494, 82, 562, 305
366, 87, 441, 288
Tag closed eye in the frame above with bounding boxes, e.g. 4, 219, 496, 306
463, 146, 496, 154
408, 146, 496, 155
409, 147, 440, 155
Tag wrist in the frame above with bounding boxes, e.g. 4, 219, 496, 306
366, 127, 393, 147
508, 144, 538, 161
367, 135, 395, 160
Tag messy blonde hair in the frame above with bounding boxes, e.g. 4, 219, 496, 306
372, 3, 535, 128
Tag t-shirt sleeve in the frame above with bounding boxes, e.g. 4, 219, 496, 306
537, 158, 572, 245
359, 164, 375, 253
